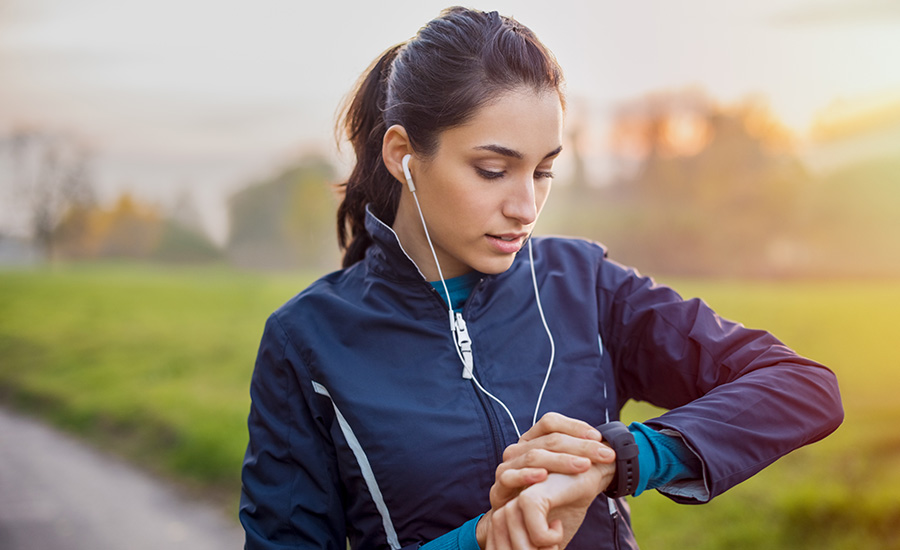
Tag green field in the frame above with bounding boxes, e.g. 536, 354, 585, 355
0, 264, 898, 549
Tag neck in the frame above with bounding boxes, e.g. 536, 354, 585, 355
392, 194, 467, 281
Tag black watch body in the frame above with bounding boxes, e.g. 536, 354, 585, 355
596, 421, 640, 499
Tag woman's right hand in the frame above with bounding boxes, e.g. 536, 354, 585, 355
487, 461, 616, 550
490, 413, 614, 509
477, 413, 616, 548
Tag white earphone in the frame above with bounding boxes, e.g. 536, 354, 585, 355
401, 154, 416, 192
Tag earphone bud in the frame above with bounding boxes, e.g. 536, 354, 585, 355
401, 154, 416, 192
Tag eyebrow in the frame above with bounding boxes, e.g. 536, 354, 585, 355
474, 144, 563, 160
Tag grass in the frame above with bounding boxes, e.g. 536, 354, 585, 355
0, 264, 898, 548
0, 262, 312, 504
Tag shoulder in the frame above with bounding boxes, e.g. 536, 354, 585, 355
270, 262, 367, 331
528, 234, 633, 281
528, 234, 608, 265
528, 234, 665, 298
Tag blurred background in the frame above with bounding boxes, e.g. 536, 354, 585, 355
1, 0, 899, 548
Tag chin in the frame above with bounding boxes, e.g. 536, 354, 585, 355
473, 254, 519, 276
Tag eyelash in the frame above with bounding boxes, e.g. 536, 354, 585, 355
476, 168, 555, 180
476, 167, 504, 180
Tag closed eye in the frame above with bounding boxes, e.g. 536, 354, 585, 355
535, 170, 554, 180
476, 167, 505, 180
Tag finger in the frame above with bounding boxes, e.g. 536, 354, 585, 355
536, 520, 563, 550
502, 499, 538, 550
517, 491, 562, 548
546, 519, 564, 549
521, 412, 603, 443
507, 447, 594, 474
489, 506, 512, 550
498, 467, 548, 489
485, 514, 496, 550
491, 467, 547, 508
505, 436, 614, 466
595, 461, 618, 495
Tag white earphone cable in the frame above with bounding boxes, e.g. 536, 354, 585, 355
470, 370, 523, 438
528, 237, 556, 427
407, 165, 554, 440
411, 191, 452, 311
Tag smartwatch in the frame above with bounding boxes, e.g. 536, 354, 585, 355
596, 421, 640, 499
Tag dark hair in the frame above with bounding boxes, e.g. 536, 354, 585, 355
336, 7, 565, 267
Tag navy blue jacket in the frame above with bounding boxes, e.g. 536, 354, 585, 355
240, 210, 843, 550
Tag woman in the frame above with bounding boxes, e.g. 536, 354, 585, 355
240, 7, 843, 550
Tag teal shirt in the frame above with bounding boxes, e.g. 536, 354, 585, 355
430, 271, 482, 312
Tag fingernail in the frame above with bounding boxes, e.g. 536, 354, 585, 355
572, 456, 591, 469
586, 428, 602, 441
597, 445, 614, 460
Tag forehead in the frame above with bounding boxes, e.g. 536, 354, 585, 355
437, 88, 564, 157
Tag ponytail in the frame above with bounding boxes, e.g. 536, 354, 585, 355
336, 43, 404, 268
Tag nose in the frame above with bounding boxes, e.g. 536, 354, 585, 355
502, 175, 538, 226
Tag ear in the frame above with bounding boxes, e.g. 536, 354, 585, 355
382, 124, 414, 189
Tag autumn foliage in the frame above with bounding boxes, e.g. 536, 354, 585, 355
54, 194, 163, 260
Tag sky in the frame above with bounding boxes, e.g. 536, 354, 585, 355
2, 0, 900, 242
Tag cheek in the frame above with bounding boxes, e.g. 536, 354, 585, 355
536, 183, 552, 212
454, 195, 492, 226
442, 182, 493, 223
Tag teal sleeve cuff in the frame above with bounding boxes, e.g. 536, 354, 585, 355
420, 514, 483, 550
629, 422, 656, 497
459, 514, 483, 550
628, 422, 701, 497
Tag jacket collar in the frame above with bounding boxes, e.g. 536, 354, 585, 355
363, 204, 429, 282
362, 204, 512, 289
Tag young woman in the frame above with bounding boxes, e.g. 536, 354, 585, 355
240, 7, 843, 550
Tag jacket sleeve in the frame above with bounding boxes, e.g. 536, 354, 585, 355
597, 257, 844, 503
240, 314, 347, 549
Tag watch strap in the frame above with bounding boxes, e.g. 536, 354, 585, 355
596, 421, 640, 499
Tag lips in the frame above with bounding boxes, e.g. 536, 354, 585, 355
486, 232, 528, 254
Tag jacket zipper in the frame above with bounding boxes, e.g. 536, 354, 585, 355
430, 280, 506, 465
608, 497, 621, 550
470, 379, 506, 465
462, 279, 506, 465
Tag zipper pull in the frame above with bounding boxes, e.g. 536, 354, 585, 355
453, 311, 474, 379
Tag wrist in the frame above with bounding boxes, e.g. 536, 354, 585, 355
582, 462, 612, 499
475, 511, 490, 549
596, 421, 640, 498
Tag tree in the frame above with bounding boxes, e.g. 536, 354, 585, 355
607, 90, 808, 276
54, 193, 164, 260
543, 89, 810, 277
7, 127, 97, 259
151, 190, 223, 263
228, 154, 338, 270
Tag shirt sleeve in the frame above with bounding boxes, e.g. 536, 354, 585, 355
597, 257, 843, 503
420, 515, 483, 550
629, 422, 706, 500
240, 314, 347, 550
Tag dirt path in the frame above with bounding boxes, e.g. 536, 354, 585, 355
0, 407, 245, 549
